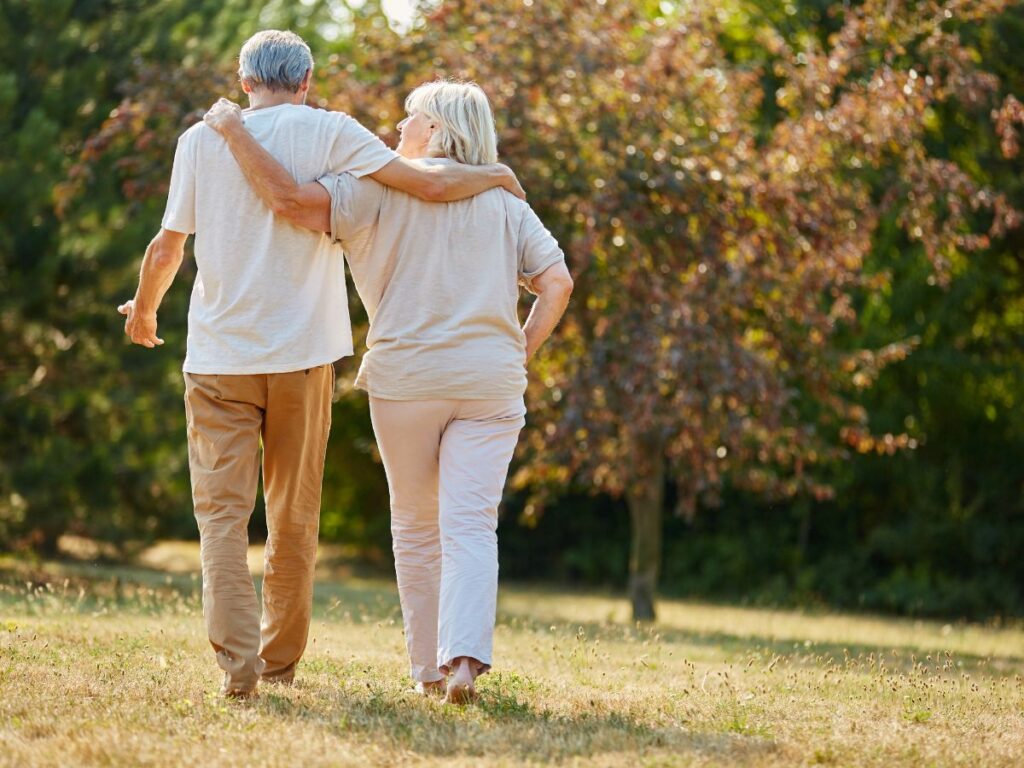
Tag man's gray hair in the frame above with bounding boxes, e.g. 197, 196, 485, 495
238, 30, 313, 93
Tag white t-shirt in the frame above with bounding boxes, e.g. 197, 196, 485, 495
318, 160, 566, 400
161, 104, 398, 374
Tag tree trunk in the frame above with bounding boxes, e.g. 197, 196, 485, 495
625, 435, 665, 622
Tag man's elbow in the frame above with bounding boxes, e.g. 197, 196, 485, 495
152, 249, 183, 273
419, 176, 447, 202
150, 237, 184, 272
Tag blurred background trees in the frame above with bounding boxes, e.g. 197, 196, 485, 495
2, 0, 1021, 620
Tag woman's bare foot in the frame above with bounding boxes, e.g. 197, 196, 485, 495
443, 657, 479, 705
414, 679, 446, 697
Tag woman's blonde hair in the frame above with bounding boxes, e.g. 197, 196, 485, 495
404, 80, 498, 166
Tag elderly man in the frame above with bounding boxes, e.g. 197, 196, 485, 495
119, 30, 523, 698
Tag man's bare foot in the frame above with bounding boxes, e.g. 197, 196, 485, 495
443, 657, 479, 705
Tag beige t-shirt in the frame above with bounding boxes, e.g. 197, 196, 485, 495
318, 159, 565, 400
162, 104, 397, 374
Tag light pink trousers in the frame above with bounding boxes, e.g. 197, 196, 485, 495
369, 396, 526, 682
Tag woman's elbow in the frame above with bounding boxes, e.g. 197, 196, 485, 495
550, 271, 574, 299
269, 193, 298, 218
270, 193, 307, 224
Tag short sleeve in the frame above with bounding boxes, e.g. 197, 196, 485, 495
316, 173, 385, 245
517, 204, 565, 279
161, 130, 197, 234
326, 113, 399, 179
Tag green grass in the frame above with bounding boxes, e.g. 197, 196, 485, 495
1, 544, 1022, 767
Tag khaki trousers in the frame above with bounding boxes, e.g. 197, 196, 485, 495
184, 366, 333, 694
369, 396, 526, 682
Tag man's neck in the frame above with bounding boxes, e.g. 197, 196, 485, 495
247, 89, 303, 111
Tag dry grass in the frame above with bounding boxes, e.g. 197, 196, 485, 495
1, 544, 1022, 767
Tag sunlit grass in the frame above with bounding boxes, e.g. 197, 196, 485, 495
1, 544, 1022, 767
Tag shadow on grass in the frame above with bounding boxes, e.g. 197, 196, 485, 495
250, 664, 776, 763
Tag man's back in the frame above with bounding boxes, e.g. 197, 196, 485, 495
162, 104, 395, 374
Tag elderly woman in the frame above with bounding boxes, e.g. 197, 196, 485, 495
204, 81, 572, 703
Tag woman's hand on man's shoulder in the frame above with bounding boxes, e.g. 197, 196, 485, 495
203, 98, 245, 136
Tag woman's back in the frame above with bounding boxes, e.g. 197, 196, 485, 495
319, 158, 564, 401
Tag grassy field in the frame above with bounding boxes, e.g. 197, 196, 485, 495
1, 543, 1022, 767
